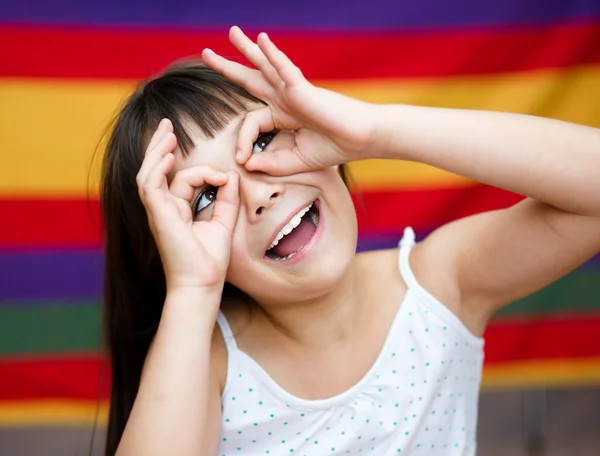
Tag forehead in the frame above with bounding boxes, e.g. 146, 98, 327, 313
168, 113, 244, 180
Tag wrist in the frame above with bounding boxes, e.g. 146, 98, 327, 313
164, 286, 223, 319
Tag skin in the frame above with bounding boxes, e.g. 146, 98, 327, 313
116, 26, 600, 456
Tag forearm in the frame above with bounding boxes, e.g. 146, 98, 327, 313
116, 287, 221, 456
370, 105, 600, 216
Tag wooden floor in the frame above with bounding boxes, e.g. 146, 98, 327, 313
1, 388, 599, 455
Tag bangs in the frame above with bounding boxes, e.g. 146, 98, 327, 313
140, 62, 264, 155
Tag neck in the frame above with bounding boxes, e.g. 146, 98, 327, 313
252, 259, 367, 348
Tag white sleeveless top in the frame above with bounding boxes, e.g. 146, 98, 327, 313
216, 228, 484, 455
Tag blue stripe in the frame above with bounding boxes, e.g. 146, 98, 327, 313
1, 0, 599, 30
1, 245, 599, 302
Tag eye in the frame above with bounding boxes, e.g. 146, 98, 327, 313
192, 186, 218, 216
252, 131, 278, 154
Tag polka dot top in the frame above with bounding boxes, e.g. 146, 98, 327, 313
216, 228, 485, 455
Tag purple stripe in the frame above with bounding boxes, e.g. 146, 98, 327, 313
0, 251, 103, 300
0, 1, 599, 30
1, 245, 599, 300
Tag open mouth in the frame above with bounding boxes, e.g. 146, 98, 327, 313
265, 200, 321, 261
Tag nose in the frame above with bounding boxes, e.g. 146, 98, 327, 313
240, 173, 284, 222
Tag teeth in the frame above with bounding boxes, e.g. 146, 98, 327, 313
267, 203, 313, 251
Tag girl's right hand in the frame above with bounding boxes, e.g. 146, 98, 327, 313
136, 119, 240, 292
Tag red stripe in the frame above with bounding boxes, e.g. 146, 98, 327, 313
0, 186, 523, 248
0, 355, 110, 401
484, 315, 600, 363
1, 22, 600, 80
354, 185, 524, 236
1, 316, 599, 400
0, 199, 103, 248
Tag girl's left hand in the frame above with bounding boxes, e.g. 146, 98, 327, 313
202, 26, 376, 176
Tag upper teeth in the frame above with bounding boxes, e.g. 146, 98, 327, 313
268, 203, 313, 250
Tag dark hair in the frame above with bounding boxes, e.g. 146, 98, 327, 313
100, 61, 350, 455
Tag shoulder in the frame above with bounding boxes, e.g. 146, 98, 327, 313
410, 227, 484, 335
210, 318, 228, 395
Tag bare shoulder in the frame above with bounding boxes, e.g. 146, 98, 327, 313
410, 224, 482, 335
210, 318, 228, 395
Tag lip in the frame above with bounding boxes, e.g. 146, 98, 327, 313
263, 198, 323, 265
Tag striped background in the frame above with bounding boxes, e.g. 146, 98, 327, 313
1, 0, 600, 432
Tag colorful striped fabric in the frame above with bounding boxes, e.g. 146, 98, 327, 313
1, 0, 600, 428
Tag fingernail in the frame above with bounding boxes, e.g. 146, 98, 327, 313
214, 171, 227, 179
236, 150, 244, 162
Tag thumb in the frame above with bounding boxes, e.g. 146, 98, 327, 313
245, 148, 311, 176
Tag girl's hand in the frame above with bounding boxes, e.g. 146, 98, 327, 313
202, 26, 376, 176
136, 119, 240, 291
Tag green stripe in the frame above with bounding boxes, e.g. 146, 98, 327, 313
0, 305, 100, 356
0, 271, 599, 355
496, 270, 600, 318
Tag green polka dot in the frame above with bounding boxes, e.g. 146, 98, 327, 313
253, 423, 258, 426
232, 397, 236, 401
270, 414, 275, 418
249, 388, 253, 392
300, 413, 305, 417
341, 431, 345, 435
243, 410, 247, 414
225, 418, 230, 422
395, 403, 399, 407
238, 431, 242, 435
314, 441, 319, 444
281, 440, 286, 444
223, 438, 227, 442
405, 432, 409, 436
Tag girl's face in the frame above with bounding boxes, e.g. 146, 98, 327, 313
170, 108, 357, 305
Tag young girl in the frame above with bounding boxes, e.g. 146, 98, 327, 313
101, 26, 600, 456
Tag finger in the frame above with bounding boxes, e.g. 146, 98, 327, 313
209, 171, 240, 234
140, 152, 175, 206
245, 148, 309, 176
136, 131, 177, 186
169, 166, 228, 202
257, 32, 304, 86
228, 26, 281, 87
145, 118, 173, 155
202, 48, 271, 99
236, 107, 276, 164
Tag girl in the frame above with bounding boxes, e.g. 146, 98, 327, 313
101, 27, 600, 456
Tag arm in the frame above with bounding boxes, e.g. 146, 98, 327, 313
116, 119, 240, 454
203, 29, 600, 331
117, 288, 223, 456
372, 106, 600, 330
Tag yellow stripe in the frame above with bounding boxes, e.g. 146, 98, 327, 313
0, 399, 107, 426
1, 65, 600, 197
481, 358, 600, 389
1, 358, 600, 426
